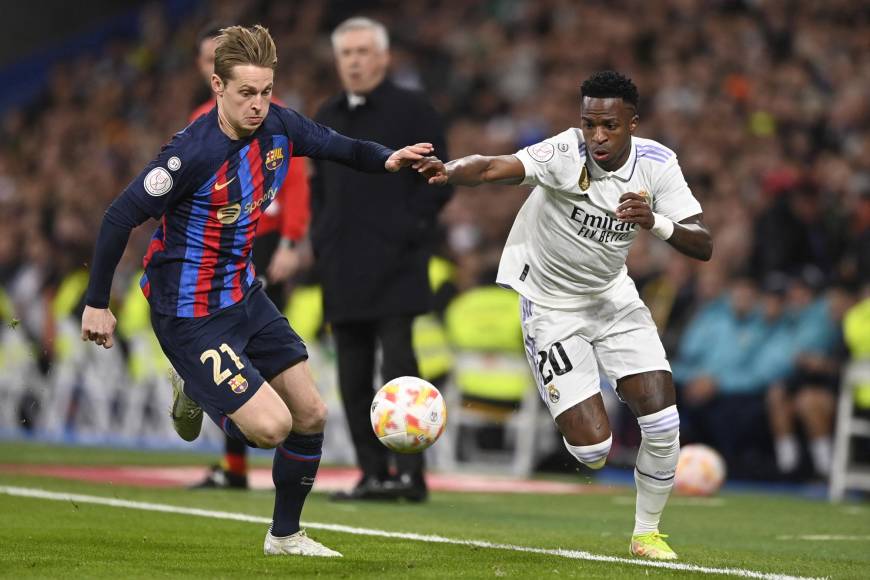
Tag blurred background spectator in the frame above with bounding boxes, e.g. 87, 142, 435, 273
1, 0, 868, 484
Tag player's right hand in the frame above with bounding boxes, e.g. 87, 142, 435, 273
413, 156, 449, 185
81, 305, 117, 349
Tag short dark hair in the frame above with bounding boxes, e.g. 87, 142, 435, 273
581, 71, 639, 110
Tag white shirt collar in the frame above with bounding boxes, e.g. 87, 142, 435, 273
347, 93, 366, 109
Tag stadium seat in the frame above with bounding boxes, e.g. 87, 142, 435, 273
829, 360, 870, 501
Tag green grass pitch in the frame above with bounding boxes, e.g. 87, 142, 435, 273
1, 441, 868, 579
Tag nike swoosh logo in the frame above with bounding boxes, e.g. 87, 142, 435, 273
214, 176, 237, 190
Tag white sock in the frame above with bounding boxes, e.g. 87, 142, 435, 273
563, 435, 612, 469
809, 436, 832, 476
775, 436, 799, 473
633, 405, 680, 536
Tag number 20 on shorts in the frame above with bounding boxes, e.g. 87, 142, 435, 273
537, 341, 573, 384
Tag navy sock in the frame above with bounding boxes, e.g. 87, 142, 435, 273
271, 432, 323, 537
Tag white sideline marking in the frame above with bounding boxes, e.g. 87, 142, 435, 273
778, 535, 870, 541
0, 485, 826, 580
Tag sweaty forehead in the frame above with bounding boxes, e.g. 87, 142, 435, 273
227, 64, 274, 88
581, 97, 631, 118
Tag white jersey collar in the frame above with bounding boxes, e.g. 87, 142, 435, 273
582, 136, 637, 182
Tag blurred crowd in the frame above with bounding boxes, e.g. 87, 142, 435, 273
0, 0, 869, 481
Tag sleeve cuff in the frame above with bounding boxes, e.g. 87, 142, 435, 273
513, 153, 535, 186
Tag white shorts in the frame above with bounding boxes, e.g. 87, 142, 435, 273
519, 276, 670, 418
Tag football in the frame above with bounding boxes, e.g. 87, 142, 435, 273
674, 443, 727, 496
370, 376, 447, 453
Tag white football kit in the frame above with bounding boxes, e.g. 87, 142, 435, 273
499, 129, 703, 417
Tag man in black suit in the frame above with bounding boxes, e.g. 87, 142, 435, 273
311, 17, 452, 502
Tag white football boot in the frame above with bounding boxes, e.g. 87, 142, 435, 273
168, 367, 202, 442
264, 529, 342, 557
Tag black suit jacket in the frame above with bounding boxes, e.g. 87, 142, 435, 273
310, 80, 453, 323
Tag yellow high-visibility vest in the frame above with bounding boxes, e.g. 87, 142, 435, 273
285, 285, 323, 344
844, 297, 870, 408
444, 287, 530, 401
51, 270, 89, 361
117, 271, 171, 381
413, 313, 453, 382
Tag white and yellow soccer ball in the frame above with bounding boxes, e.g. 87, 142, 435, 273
370, 376, 446, 453
675, 443, 727, 496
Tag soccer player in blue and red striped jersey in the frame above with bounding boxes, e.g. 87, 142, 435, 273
188, 23, 312, 491
80, 25, 434, 558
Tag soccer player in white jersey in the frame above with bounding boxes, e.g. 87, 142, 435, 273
415, 71, 712, 560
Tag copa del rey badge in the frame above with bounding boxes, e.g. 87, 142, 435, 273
144, 167, 173, 196
527, 142, 555, 163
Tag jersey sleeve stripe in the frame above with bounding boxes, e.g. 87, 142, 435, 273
636, 145, 673, 163
139, 272, 151, 298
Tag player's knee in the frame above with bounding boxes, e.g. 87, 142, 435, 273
292, 400, 328, 434
563, 434, 613, 470
637, 404, 680, 449
251, 416, 293, 449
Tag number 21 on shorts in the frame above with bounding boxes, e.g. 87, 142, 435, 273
200, 343, 246, 386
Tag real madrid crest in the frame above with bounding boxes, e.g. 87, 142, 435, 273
579, 165, 590, 191
547, 384, 561, 404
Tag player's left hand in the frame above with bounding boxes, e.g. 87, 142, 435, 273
385, 143, 434, 172
267, 245, 300, 284
616, 192, 654, 229
413, 156, 449, 185
81, 305, 117, 349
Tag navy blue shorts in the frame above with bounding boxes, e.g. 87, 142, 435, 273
151, 282, 308, 418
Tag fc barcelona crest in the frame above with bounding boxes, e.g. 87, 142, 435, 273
228, 373, 248, 394
265, 147, 284, 171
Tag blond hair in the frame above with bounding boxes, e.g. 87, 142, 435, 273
213, 25, 277, 82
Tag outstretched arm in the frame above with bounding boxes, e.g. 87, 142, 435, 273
616, 192, 712, 261
281, 106, 433, 173
414, 154, 525, 187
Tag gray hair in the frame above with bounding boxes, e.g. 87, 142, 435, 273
331, 17, 389, 52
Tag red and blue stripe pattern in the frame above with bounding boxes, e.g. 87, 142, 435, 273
144, 135, 291, 318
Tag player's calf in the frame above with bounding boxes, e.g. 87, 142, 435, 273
633, 405, 680, 537
288, 399, 328, 434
